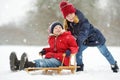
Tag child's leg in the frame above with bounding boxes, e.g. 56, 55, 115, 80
34, 58, 61, 67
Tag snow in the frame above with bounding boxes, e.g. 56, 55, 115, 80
0, 45, 120, 80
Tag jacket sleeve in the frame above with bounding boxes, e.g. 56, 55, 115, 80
67, 35, 78, 54
77, 22, 91, 45
76, 9, 91, 45
43, 47, 52, 52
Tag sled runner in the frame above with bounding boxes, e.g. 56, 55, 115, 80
25, 54, 80, 74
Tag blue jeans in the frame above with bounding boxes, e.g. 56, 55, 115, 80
34, 58, 61, 67
76, 44, 116, 65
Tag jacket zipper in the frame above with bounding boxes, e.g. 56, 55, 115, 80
54, 36, 57, 52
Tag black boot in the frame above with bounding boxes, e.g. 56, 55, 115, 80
19, 52, 36, 70
9, 52, 20, 71
19, 52, 28, 70
76, 64, 84, 72
111, 61, 119, 73
24, 61, 36, 68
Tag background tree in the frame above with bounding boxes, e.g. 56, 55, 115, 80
0, 0, 120, 46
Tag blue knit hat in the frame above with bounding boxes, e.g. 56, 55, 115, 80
49, 21, 63, 33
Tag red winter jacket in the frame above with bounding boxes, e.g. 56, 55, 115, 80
43, 31, 78, 66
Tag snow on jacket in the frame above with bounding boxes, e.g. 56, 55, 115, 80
43, 31, 78, 66
65, 9, 106, 46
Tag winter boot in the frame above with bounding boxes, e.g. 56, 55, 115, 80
9, 52, 20, 71
19, 52, 28, 70
76, 64, 84, 72
19, 52, 36, 70
111, 61, 119, 73
24, 61, 36, 68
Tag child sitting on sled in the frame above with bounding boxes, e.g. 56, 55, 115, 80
9, 21, 78, 71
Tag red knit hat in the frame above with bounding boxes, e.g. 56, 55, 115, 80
59, 1, 76, 18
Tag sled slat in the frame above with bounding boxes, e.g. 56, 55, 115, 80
25, 66, 80, 74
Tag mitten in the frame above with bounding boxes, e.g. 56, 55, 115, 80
39, 49, 46, 56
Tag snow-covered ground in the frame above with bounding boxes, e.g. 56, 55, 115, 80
0, 45, 120, 80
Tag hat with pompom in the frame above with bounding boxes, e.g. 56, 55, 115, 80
49, 21, 63, 33
59, 1, 76, 18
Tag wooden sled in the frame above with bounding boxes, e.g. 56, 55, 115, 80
25, 67, 60, 74
25, 66, 80, 74
25, 54, 80, 74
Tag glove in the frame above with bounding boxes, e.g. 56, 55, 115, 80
70, 54, 76, 65
65, 50, 71, 56
39, 49, 46, 56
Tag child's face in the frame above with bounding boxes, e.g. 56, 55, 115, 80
66, 13, 75, 22
53, 25, 63, 35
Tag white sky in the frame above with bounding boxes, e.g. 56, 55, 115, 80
0, 0, 36, 25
